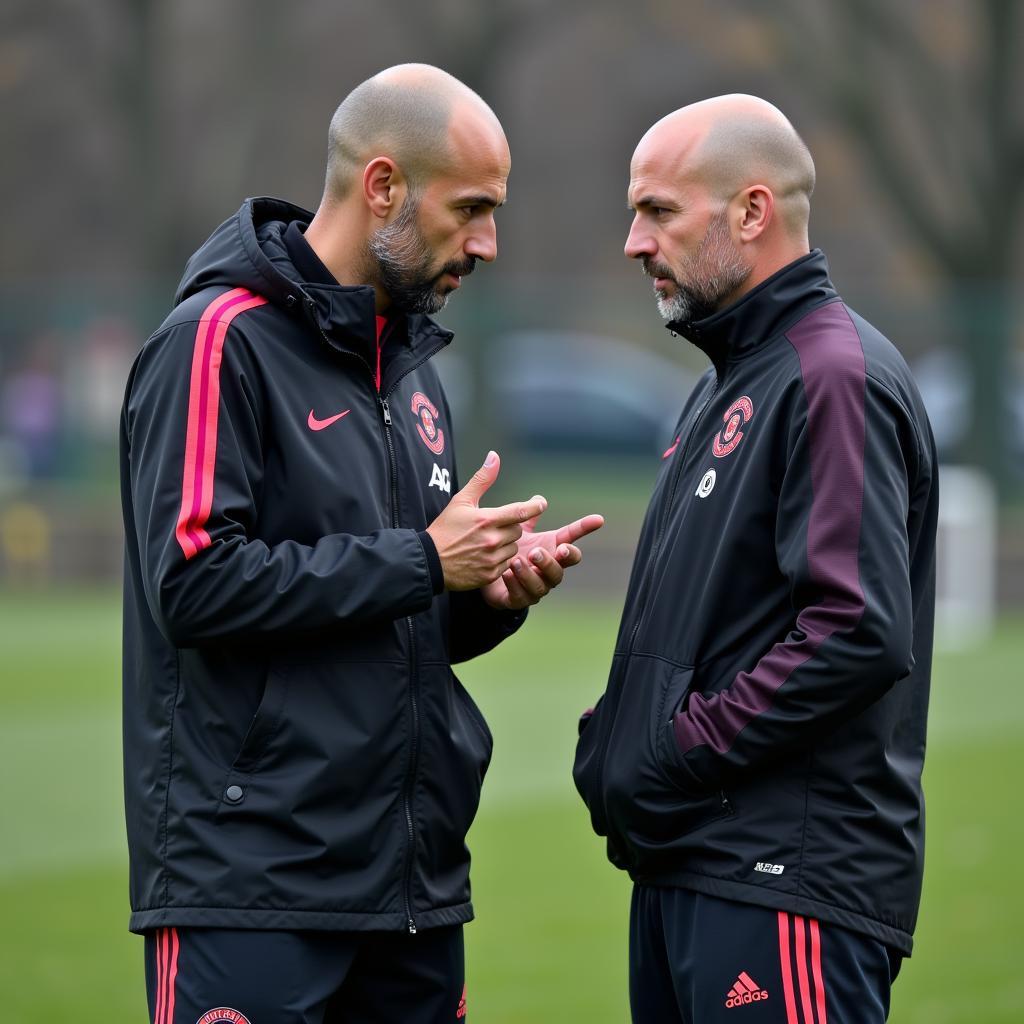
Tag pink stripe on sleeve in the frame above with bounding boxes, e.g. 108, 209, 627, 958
174, 288, 268, 559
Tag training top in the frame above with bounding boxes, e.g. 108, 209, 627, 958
120, 197, 524, 935
574, 250, 938, 955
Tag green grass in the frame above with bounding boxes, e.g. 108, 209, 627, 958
1, 590, 1021, 1022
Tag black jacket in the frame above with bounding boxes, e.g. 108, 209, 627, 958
120, 197, 524, 935
573, 251, 937, 955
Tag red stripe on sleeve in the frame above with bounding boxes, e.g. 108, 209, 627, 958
175, 288, 268, 559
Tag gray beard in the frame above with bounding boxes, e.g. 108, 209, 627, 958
366, 195, 448, 315
654, 210, 751, 323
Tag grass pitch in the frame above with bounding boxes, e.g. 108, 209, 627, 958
0, 589, 1020, 1022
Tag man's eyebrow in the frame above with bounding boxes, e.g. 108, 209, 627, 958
455, 195, 505, 209
629, 195, 670, 211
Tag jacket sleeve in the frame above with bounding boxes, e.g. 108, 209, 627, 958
124, 318, 436, 646
665, 349, 921, 795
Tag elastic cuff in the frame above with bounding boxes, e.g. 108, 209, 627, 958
417, 531, 445, 594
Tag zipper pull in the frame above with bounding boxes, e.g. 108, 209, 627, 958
381, 398, 392, 425
408, 918, 418, 935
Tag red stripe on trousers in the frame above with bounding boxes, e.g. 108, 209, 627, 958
155, 928, 167, 1024
810, 919, 828, 1024
166, 928, 179, 1024
795, 916, 816, 1024
174, 288, 268, 559
777, 911, 800, 1024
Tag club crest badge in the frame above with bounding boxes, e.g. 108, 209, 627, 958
196, 1009, 252, 1024
712, 396, 754, 458
411, 391, 445, 455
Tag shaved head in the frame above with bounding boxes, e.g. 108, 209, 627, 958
305, 64, 509, 314
626, 94, 816, 320
638, 94, 815, 236
324, 63, 501, 200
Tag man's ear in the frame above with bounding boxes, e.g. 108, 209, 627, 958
734, 184, 774, 242
362, 157, 408, 220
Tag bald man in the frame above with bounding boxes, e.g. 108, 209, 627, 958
121, 64, 601, 1024
573, 96, 937, 1023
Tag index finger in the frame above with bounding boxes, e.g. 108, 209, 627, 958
488, 494, 548, 527
554, 514, 605, 545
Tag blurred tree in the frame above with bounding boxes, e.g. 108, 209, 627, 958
114, 0, 163, 271
748, 0, 1023, 493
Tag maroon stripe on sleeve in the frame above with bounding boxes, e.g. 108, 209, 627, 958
673, 302, 867, 757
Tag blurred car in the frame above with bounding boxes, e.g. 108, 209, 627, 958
489, 330, 697, 457
912, 347, 1024, 475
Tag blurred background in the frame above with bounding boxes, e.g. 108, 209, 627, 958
1, 1, 1021, 1020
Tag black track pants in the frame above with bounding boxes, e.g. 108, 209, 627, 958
144, 925, 466, 1024
629, 887, 902, 1024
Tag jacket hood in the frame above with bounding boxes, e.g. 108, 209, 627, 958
175, 197, 318, 307
173, 197, 452, 352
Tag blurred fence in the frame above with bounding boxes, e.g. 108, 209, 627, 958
0, 280, 1021, 609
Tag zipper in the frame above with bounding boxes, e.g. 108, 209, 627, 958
627, 372, 721, 653
376, 341, 450, 938
310, 300, 450, 936
378, 389, 420, 935
401, 616, 420, 935
593, 371, 722, 825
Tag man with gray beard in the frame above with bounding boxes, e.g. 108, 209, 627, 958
121, 63, 602, 1023
573, 95, 937, 1022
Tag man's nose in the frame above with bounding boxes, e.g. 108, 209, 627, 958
624, 217, 655, 260
466, 219, 498, 263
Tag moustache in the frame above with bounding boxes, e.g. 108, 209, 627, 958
438, 257, 477, 281
641, 257, 675, 282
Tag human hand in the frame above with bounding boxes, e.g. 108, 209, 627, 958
480, 506, 605, 611
425, 451, 548, 591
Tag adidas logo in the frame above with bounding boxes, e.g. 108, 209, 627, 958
725, 971, 769, 1008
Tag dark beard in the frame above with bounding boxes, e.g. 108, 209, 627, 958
367, 195, 475, 314
642, 209, 751, 323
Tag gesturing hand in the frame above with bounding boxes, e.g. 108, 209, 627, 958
480, 504, 605, 611
425, 451, 548, 591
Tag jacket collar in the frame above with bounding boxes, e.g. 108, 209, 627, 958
667, 249, 837, 373
236, 198, 454, 364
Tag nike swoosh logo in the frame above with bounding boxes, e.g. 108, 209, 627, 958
307, 408, 351, 431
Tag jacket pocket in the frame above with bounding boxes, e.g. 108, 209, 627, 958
451, 670, 493, 774
218, 664, 292, 805
412, 667, 494, 904
573, 690, 613, 837
603, 661, 731, 847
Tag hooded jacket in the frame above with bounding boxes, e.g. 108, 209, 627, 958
120, 197, 524, 935
573, 251, 938, 955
